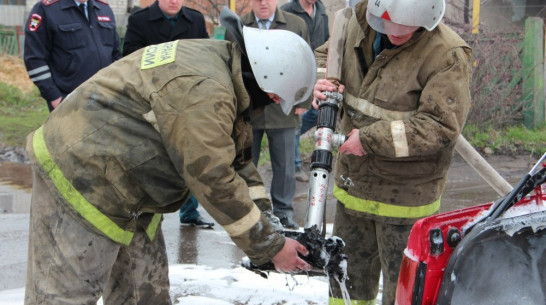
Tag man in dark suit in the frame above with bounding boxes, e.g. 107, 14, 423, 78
122, 0, 214, 229
122, 0, 209, 56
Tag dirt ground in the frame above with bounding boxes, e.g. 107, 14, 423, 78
0, 55, 34, 93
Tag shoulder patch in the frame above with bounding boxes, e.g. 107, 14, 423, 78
141, 40, 179, 70
28, 13, 43, 32
95, 0, 110, 6
41, 0, 60, 5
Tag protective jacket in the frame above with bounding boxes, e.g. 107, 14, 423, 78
26, 39, 284, 264
122, 3, 209, 56
24, 0, 120, 108
237, 8, 311, 129
280, 0, 329, 50
315, 1, 472, 224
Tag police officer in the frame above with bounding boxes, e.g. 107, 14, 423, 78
24, 8, 317, 304
24, 0, 121, 112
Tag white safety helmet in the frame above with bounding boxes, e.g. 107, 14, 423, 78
242, 27, 316, 115
366, 0, 445, 35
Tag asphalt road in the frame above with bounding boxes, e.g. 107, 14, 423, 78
0, 153, 537, 291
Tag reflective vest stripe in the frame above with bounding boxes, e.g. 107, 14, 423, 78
333, 185, 440, 218
33, 126, 159, 246
391, 120, 409, 157
223, 204, 261, 237
146, 213, 162, 240
344, 93, 416, 121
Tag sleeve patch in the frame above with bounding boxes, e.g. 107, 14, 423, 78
28, 14, 42, 32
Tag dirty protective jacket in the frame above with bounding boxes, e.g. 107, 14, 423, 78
26, 39, 284, 264
315, 0, 472, 224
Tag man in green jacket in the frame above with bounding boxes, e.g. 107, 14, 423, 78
313, 0, 472, 304
24, 11, 317, 304
226, 0, 311, 229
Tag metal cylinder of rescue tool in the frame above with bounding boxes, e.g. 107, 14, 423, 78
304, 91, 345, 233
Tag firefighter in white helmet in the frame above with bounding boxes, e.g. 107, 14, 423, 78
312, 0, 472, 304
24, 7, 316, 304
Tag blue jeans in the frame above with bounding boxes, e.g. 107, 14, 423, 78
179, 194, 200, 222
295, 108, 318, 170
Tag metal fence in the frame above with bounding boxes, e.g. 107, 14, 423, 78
0, 26, 22, 57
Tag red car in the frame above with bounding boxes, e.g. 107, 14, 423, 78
396, 153, 546, 305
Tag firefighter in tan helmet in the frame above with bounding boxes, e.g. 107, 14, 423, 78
24, 8, 317, 305
312, 0, 472, 304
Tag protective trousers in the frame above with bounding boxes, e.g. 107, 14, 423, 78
25, 170, 171, 305
329, 201, 414, 305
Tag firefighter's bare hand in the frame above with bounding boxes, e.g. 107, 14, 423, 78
339, 129, 366, 156
271, 238, 311, 273
312, 79, 345, 110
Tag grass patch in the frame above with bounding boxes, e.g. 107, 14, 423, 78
257, 122, 546, 167
463, 123, 546, 156
0, 78, 543, 161
0, 82, 49, 147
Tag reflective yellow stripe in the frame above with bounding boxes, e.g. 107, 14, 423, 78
146, 213, 162, 241
391, 120, 409, 157
345, 93, 415, 121
333, 185, 440, 218
329, 297, 375, 305
223, 204, 261, 237
33, 126, 160, 246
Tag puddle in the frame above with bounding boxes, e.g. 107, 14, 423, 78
0, 162, 32, 214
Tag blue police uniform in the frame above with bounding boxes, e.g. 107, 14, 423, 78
24, 0, 121, 111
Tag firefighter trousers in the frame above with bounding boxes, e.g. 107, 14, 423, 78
24, 170, 171, 305
329, 200, 414, 305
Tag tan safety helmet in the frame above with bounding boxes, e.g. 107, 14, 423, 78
243, 27, 316, 115
366, 0, 445, 36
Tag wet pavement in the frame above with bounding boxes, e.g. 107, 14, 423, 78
0, 154, 537, 291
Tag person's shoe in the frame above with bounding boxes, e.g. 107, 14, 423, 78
295, 168, 309, 182
278, 215, 299, 229
180, 216, 214, 229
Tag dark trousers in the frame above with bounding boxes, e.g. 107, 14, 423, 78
252, 127, 296, 219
